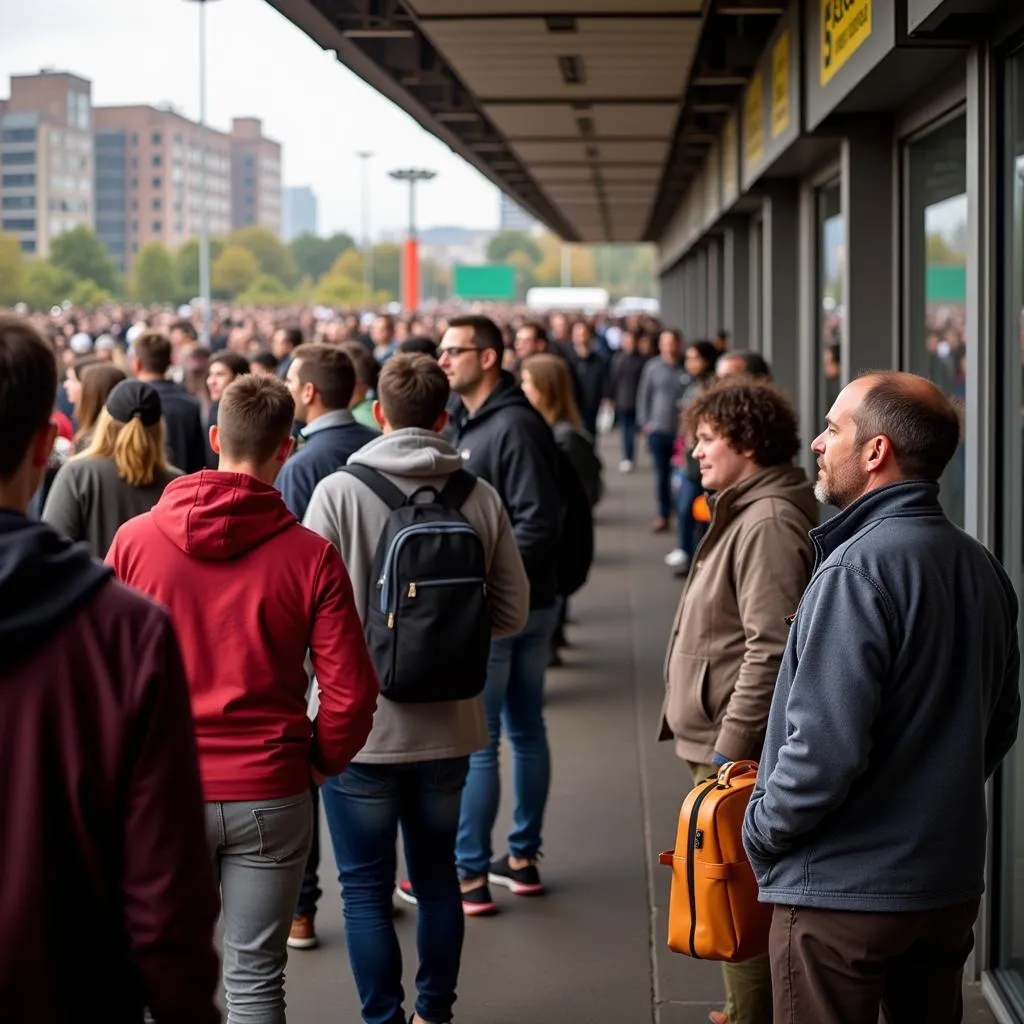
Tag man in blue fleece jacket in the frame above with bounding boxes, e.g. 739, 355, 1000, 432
744, 371, 1020, 1024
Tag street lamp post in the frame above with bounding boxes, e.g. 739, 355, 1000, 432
185, 0, 220, 344
356, 151, 373, 300
388, 167, 436, 312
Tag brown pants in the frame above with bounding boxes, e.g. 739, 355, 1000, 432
769, 899, 981, 1024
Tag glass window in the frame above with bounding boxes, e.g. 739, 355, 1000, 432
817, 181, 844, 426
2, 195, 35, 211
1, 127, 36, 144
1, 151, 35, 166
905, 113, 967, 527
152, 220, 162, 233
999, 47, 1024, 1015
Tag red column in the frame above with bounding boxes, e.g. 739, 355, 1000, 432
402, 238, 419, 312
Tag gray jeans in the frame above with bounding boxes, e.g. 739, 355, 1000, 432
205, 791, 314, 1024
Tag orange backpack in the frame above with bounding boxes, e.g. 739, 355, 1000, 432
658, 760, 772, 963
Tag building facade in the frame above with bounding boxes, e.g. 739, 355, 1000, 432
283, 185, 317, 240
230, 117, 282, 236
655, 3, 1024, 1016
93, 105, 231, 273
499, 191, 537, 232
0, 70, 93, 257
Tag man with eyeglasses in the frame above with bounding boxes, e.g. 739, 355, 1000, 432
439, 314, 562, 916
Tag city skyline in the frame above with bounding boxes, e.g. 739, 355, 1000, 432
0, 0, 503, 241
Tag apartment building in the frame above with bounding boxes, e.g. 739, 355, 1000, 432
93, 105, 231, 273
0, 70, 93, 257
284, 185, 317, 241
230, 117, 282, 236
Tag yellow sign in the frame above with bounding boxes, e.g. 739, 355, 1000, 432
772, 32, 790, 138
722, 115, 738, 199
745, 72, 765, 171
821, 0, 872, 86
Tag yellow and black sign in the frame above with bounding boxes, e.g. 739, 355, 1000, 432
745, 72, 765, 171
821, 0, 872, 86
772, 31, 790, 137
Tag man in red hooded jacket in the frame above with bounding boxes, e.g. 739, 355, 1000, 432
0, 315, 220, 1024
108, 372, 379, 1023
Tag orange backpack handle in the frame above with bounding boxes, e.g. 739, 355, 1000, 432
715, 760, 759, 786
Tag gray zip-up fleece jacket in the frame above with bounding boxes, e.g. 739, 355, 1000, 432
743, 481, 1021, 912
304, 428, 530, 764
636, 357, 686, 435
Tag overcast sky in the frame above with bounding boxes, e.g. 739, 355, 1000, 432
0, 0, 501, 239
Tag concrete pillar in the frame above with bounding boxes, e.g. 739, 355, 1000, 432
695, 247, 708, 338
722, 219, 751, 350
762, 182, 801, 401
706, 237, 722, 338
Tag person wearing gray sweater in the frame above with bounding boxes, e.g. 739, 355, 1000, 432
303, 353, 529, 1024
743, 372, 1021, 1024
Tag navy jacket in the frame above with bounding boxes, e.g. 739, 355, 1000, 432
447, 372, 562, 609
275, 411, 378, 522
744, 481, 1021, 912
149, 379, 206, 475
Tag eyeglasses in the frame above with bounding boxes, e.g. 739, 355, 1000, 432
438, 346, 482, 360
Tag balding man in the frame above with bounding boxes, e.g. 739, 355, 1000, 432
744, 372, 1020, 1024
715, 350, 771, 380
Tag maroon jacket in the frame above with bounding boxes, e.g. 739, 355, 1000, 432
0, 510, 219, 1023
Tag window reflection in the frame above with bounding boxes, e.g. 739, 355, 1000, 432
906, 114, 967, 527
818, 183, 843, 425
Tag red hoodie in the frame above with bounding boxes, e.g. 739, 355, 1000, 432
107, 470, 378, 801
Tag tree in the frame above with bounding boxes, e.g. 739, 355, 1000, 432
229, 226, 299, 287
175, 237, 225, 302
370, 243, 401, 300
22, 260, 77, 310
49, 226, 120, 294
70, 279, 112, 308
0, 233, 26, 308
486, 230, 542, 266
212, 245, 260, 298
926, 232, 965, 266
291, 232, 357, 281
237, 273, 290, 307
132, 242, 177, 305
314, 274, 366, 307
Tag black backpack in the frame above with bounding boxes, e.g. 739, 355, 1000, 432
341, 464, 492, 703
555, 449, 595, 598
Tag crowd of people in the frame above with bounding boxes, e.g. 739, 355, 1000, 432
0, 294, 1019, 1024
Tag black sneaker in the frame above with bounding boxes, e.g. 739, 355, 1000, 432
461, 881, 498, 916
488, 854, 545, 896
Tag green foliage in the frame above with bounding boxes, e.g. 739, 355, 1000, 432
133, 243, 177, 305
486, 230, 542, 265
22, 260, 77, 310
229, 226, 299, 287
49, 226, 120, 294
926, 232, 965, 266
212, 245, 261, 298
237, 274, 290, 307
291, 232, 357, 282
0, 233, 26, 308
314, 274, 367, 307
369, 243, 401, 301
70, 279, 112, 308
174, 237, 225, 301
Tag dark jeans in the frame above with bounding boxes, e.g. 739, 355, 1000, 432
619, 410, 637, 463
647, 431, 675, 521
769, 899, 981, 1024
295, 782, 321, 917
675, 473, 704, 557
322, 758, 470, 1024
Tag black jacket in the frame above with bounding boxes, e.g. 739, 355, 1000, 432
447, 373, 561, 610
149, 380, 206, 474
607, 351, 647, 414
567, 349, 610, 437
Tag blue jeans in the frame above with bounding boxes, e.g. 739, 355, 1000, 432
456, 605, 559, 880
676, 473, 704, 557
647, 431, 676, 521
620, 410, 637, 463
322, 758, 470, 1024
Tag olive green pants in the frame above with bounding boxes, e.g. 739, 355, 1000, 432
688, 761, 773, 1024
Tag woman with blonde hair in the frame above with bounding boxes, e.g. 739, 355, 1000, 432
43, 379, 182, 557
70, 361, 127, 452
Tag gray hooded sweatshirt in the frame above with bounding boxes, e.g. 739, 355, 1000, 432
304, 428, 530, 764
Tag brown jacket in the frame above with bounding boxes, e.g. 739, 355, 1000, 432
659, 465, 817, 764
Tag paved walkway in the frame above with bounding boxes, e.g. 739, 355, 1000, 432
281, 438, 995, 1024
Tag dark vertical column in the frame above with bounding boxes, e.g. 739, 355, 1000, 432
762, 182, 801, 400
722, 218, 751, 350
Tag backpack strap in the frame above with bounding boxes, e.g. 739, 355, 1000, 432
340, 464, 408, 511
438, 468, 477, 510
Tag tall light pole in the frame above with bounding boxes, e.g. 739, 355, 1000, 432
388, 167, 436, 312
185, 0, 220, 344
356, 151, 373, 300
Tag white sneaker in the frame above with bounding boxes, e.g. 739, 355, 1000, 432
664, 549, 689, 568
619, 459, 634, 473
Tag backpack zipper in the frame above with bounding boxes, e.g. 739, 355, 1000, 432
378, 524, 479, 613
407, 576, 486, 597
686, 780, 716, 959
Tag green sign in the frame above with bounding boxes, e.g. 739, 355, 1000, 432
453, 264, 517, 301
926, 264, 966, 304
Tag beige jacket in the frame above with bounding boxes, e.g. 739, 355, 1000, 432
659, 464, 817, 764
304, 428, 530, 764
